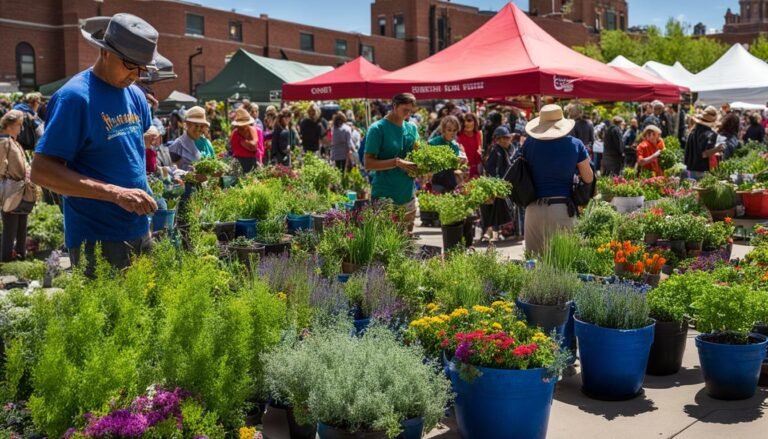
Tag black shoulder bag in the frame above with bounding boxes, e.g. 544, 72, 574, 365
572, 161, 596, 209
503, 144, 537, 207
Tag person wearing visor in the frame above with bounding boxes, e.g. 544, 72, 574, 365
31, 13, 162, 276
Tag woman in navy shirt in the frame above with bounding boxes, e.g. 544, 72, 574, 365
522, 105, 594, 255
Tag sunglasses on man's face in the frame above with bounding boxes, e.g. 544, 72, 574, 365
122, 58, 149, 74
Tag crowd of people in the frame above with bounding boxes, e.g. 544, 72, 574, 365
2, 12, 768, 274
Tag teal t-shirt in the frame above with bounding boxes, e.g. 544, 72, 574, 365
428, 135, 461, 155
365, 118, 419, 205
195, 137, 215, 158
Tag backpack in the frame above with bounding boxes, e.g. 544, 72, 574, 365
503, 145, 537, 207
17, 113, 38, 151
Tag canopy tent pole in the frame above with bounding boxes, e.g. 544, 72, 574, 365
365, 99, 371, 128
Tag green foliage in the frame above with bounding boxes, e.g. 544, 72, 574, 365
299, 153, 342, 194
341, 166, 370, 194
519, 265, 579, 306
265, 324, 452, 438
0, 260, 45, 281
693, 283, 766, 334
617, 214, 646, 242
406, 144, 460, 176
648, 271, 710, 322
699, 183, 737, 211
663, 214, 707, 242
611, 181, 644, 197
703, 220, 734, 250
417, 191, 440, 212
575, 200, 621, 240
433, 193, 473, 226
577, 21, 727, 73
464, 177, 512, 207
575, 282, 651, 330
193, 157, 229, 175
654, 194, 710, 217
27, 203, 64, 250
256, 216, 287, 245
710, 149, 768, 180
541, 230, 581, 271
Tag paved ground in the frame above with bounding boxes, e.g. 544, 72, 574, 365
262, 331, 768, 439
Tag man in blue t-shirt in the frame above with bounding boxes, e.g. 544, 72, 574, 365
31, 14, 161, 275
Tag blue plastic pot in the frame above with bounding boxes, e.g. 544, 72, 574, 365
396, 417, 424, 439
336, 274, 351, 283
353, 318, 371, 334
317, 423, 386, 439
151, 209, 176, 232
234, 218, 257, 239
446, 359, 556, 439
696, 333, 768, 400
347, 191, 358, 202
287, 214, 313, 234
574, 317, 655, 400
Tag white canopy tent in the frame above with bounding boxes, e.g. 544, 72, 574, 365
642, 61, 696, 89
608, 56, 688, 94
608, 55, 642, 69
730, 101, 767, 111
692, 43, 768, 106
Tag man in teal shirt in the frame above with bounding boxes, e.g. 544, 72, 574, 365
364, 93, 419, 232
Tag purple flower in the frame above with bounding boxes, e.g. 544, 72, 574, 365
84, 409, 148, 437
455, 341, 473, 362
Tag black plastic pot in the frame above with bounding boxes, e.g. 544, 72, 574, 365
647, 320, 688, 376
287, 407, 317, 439
463, 216, 477, 247
244, 400, 267, 426
261, 240, 292, 256
669, 240, 687, 259
420, 211, 439, 227
515, 299, 572, 336
229, 244, 266, 268
214, 221, 237, 242
312, 214, 326, 234
441, 222, 464, 252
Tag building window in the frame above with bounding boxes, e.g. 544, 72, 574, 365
619, 13, 625, 31
393, 14, 405, 39
360, 44, 375, 63
437, 16, 447, 51
605, 10, 616, 30
15, 42, 35, 90
186, 13, 204, 36
336, 39, 348, 56
300, 32, 314, 52
595, 13, 601, 31
378, 16, 386, 36
229, 21, 242, 41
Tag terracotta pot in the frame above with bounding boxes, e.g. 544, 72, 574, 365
643, 272, 661, 288
709, 207, 736, 222
614, 262, 627, 277
644, 233, 659, 246
342, 260, 362, 274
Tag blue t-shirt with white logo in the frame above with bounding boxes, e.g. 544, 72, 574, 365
35, 69, 151, 248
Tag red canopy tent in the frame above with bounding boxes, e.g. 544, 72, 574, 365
367, 2, 681, 102
282, 56, 389, 100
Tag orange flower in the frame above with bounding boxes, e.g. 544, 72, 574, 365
724, 217, 733, 225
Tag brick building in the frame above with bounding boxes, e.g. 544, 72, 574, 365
0, 0, 608, 100
529, 0, 628, 31
713, 1, 768, 46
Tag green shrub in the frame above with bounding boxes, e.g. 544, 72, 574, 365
27, 203, 64, 250
699, 183, 737, 211
519, 265, 579, 306
575, 200, 621, 240
693, 283, 765, 334
265, 323, 452, 438
575, 282, 651, 330
648, 271, 711, 322
433, 193, 473, 226
0, 260, 45, 281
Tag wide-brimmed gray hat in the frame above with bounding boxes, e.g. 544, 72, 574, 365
81, 14, 160, 70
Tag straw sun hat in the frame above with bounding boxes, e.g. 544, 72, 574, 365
525, 104, 575, 140
231, 107, 255, 127
183, 106, 209, 126
693, 106, 718, 128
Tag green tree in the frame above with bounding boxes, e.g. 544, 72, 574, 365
750, 35, 768, 61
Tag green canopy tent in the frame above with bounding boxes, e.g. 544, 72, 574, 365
196, 49, 333, 102
157, 90, 198, 114
39, 76, 73, 97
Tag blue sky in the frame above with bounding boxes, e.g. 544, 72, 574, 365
194, 0, 739, 35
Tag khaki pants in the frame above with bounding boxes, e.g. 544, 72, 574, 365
401, 197, 417, 233
524, 202, 575, 256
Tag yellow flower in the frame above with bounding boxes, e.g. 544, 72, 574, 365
532, 331, 548, 343
492, 322, 503, 330
472, 305, 494, 314
503, 306, 515, 313
428, 316, 444, 325
426, 303, 439, 312
240, 427, 257, 439
515, 321, 528, 330
450, 308, 469, 319
437, 314, 451, 322
276, 292, 288, 302
491, 300, 507, 308
480, 321, 489, 326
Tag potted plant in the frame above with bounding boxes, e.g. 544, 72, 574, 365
699, 181, 737, 221
405, 143, 461, 178
342, 265, 406, 333
663, 214, 704, 259
641, 252, 666, 288
702, 217, 735, 261
266, 324, 451, 439
692, 281, 768, 400
610, 179, 645, 213
282, 189, 326, 234
227, 235, 266, 268
516, 264, 579, 336
433, 193, 474, 252
683, 215, 707, 256
256, 216, 291, 256
407, 301, 567, 439
342, 166, 371, 201
574, 200, 621, 241
417, 191, 440, 227
640, 208, 667, 246
574, 281, 655, 400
